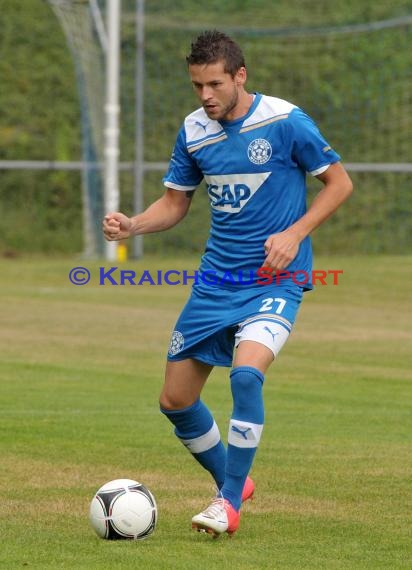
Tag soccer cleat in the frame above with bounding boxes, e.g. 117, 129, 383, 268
241, 475, 255, 503
191, 498, 240, 538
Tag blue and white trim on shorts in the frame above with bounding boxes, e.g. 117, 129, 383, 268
235, 313, 292, 358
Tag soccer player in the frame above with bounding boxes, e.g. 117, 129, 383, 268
103, 30, 353, 538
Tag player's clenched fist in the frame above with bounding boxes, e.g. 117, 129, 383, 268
103, 212, 132, 241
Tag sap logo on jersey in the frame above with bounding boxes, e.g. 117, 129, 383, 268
205, 173, 270, 212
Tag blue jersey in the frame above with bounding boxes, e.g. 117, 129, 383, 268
163, 93, 340, 290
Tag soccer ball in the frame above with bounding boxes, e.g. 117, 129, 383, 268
89, 478, 157, 540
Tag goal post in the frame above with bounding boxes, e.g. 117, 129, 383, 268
44, 4, 412, 258
103, 0, 121, 262
48, 0, 121, 260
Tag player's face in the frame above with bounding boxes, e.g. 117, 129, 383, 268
189, 61, 247, 121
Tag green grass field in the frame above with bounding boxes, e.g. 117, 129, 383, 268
0, 255, 411, 569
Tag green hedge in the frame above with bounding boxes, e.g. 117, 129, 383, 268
1, 0, 411, 255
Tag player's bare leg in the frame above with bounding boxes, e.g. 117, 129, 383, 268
232, 339, 274, 373
159, 358, 212, 410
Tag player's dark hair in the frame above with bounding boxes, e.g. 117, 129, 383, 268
186, 30, 246, 77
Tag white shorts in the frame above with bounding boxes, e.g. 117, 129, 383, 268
234, 315, 292, 358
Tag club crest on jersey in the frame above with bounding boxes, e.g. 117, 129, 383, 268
205, 173, 270, 213
247, 138, 272, 165
168, 330, 184, 356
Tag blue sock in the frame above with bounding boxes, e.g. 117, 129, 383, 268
221, 366, 265, 511
161, 399, 226, 489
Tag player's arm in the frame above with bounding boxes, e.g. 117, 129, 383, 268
264, 161, 353, 270
103, 188, 194, 241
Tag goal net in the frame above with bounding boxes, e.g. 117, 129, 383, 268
48, 0, 108, 257
140, 12, 412, 255
47, 2, 412, 256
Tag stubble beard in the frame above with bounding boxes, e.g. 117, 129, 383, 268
204, 86, 239, 121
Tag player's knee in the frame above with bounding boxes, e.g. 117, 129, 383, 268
159, 390, 194, 411
159, 392, 178, 411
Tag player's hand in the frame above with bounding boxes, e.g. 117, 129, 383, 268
263, 229, 300, 272
103, 212, 132, 241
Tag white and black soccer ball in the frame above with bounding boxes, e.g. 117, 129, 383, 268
89, 479, 157, 540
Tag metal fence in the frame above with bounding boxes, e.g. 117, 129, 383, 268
1, 1, 411, 257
